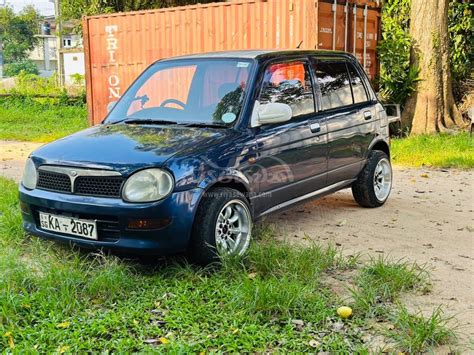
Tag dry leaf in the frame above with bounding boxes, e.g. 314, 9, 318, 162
337, 220, 346, 227
133, 319, 139, 326
308, 339, 320, 348
247, 272, 258, 279
420, 173, 429, 178
4, 332, 14, 349
58, 345, 70, 354
159, 337, 170, 344
56, 322, 70, 329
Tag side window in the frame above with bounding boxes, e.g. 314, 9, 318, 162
313, 61, 353, 110
259, 61, 315, 118
347, 63, 369, 103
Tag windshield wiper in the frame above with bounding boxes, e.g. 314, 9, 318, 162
120, 118, 178, 125
180, 122, 227, 128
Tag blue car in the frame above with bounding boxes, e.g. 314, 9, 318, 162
20, 50, 392, 264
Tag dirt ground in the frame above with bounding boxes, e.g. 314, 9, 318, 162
1, 140, 473, 344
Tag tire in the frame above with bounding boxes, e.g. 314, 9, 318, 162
189, 187, 252, 265
352, 150, 392, 208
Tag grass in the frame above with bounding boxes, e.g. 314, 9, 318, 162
391, 132, 474, 168
389, 306, 457, 353
0, 97, 87, 142
0, 177, 459, 352
349, 256, 430, 318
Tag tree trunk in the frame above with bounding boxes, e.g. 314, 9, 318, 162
402, 0, 465, 135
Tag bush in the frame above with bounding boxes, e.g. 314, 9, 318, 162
3, 60, 39, 77
448, 0, 473, 83
377, 0, 419, 105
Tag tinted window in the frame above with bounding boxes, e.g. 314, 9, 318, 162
313, 61, 353, 110
259, 61, 315, 118
347, 63, 369, 103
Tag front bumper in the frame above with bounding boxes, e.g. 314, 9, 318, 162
19, 184, 204, 255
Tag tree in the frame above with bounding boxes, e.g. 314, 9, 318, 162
61, 0, 219, 21
0, 6, 39, 63
402, 0, 466, 135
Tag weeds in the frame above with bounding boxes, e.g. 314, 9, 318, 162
388, 305, 457, 353
349, 256, 430, 317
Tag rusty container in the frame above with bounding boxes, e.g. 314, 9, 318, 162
83, 0, 381, 124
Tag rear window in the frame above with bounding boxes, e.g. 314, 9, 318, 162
313, 61, 352, 111
347, 63, 369, 103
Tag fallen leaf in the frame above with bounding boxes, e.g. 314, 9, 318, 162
420, 173, 429, 178
56, 322, 71, 329
133, 319, 139, 326
144, 338, 160, 345
308, 339, 320, 348
337, 220, 346, 227
159, 337, 170, 344
4, 332, 14, 349
58, 345, 70, 354
291, 319, 304, 326
247, 272, 258, 279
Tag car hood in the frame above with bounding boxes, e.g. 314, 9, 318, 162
31, 123, 231, 173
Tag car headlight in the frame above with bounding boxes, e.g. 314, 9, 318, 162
122, 168, 174, 202
22, 158, 37, 190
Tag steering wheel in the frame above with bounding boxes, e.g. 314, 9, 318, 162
160, 98, 186, 109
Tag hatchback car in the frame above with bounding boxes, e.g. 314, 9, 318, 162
20, 50, 392, 264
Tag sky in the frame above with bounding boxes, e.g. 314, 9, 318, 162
2, 0, 55, 16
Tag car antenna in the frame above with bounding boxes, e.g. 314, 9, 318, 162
296, 41, 303, 49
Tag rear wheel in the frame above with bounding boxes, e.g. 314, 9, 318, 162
189, 187, 252, 264
352, 150, 392, 208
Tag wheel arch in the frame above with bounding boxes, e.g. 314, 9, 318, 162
368, 139, 390, 159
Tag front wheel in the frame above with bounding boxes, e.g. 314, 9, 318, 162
352, 150, 392, 208
189, 187, 252, 264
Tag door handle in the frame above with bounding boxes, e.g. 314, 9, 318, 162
363, 111, 372, 120
310, 122, 321, 133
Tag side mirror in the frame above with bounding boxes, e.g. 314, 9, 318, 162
107, 101, 118, 113
251, 101, 292, 127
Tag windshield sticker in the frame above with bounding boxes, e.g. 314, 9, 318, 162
222, 113, 237, 123
237, 62, 249, 68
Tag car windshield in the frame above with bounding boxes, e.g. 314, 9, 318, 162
105, 59, 254, 126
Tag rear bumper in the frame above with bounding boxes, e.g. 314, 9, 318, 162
19, 185, 203, 255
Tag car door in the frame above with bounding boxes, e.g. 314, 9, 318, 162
250, 59, 328, 216
311, 58, 376, 185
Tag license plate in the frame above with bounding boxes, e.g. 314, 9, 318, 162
39, 212, 98, 240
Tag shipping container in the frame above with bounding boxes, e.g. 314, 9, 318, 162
83, 0, 381, 124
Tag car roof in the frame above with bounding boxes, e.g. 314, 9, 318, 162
161, 49, 355, 61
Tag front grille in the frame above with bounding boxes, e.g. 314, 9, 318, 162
75, 176, 124, 197
36, 166, 124, 198
37, 170, 71, 193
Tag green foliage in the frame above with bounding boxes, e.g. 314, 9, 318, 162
0, 6, 39, 63
448, 0, 473, 82
61, 0, 219, 22
3, 60, 39, 77
377, 0, 419, 104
